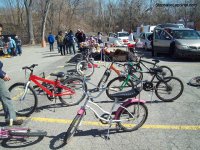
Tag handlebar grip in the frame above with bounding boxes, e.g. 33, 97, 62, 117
22, 66, 28, 70
22, 64, 38, 70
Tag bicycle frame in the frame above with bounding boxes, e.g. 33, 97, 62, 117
76, 77, 145, 124
0, 127, 28, 139
27, 75, 75, 97
77, 92, 145, 124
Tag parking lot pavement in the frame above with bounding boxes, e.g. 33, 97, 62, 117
0, 45, 200, 150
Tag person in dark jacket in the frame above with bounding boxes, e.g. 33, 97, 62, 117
47, 32, 55, 51
67, 30, 76, 55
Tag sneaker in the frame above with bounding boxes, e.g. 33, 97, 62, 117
6, 119, 24, 126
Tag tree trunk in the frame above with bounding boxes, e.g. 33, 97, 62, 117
41, 0, 51, 47
24, 0, 35, 45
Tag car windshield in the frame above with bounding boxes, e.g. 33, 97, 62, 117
173, 30, 200, 39
118, 32, 129, 37
159, 24, 184, 28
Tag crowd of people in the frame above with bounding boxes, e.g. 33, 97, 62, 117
47, 29, 104, 56
0, 35, 22, 57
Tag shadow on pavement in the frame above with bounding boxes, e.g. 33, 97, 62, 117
1, 136, 45, 148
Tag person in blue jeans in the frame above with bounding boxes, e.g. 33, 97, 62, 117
15, 36, 22, 55
47, 32, 55, 51
0, 24, 23, 125
67, 30, 76, 55
0, 61, 23, 126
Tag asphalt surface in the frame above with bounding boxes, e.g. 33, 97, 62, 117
0, 45, 200, 150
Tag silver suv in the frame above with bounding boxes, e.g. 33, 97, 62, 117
152, 27, 200, 58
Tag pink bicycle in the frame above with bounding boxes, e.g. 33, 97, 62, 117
63, 77, 148, 144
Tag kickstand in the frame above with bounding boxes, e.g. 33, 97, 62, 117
54, 97, 57, 112
104, 124, 111, 140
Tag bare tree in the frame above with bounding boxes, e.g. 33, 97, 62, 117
41, 0, 51, 47
24, 0, 35, 45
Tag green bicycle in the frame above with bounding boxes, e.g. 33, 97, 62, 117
106, 64, 184, 102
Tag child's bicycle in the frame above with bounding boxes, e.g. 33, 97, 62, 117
8, 64, 87, 117
63, 76, 148, 144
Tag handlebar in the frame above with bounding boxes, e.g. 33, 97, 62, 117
22, 64, 38, 70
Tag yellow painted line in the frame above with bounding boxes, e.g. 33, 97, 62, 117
18, 117, 200, 131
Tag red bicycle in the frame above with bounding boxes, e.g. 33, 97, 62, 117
9, 64, 87, 116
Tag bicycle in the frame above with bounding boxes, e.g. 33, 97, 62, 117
97, 61, 142, 88
188, 76, 200, 87
76, 47, 95, 77
131, 56, 173, 80
106, 64, 184, 102
8, 64, 87, 116
63, 76, 148, 144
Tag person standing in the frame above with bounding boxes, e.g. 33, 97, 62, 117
57, 31, 65, 55
8, 37, 16, 56
0, 22, 23, 126
64, 31, 69, 54
67, 30, 76, 55
47, 32, 55, 51
15, 36, 22, 56
97, 32, 103, 44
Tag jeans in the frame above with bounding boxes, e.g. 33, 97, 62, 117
0, 79, 16, 121
59, 44, 65, 55
16, 46, 22, 55
49, 43, 54, 51
69, 43, 76, 55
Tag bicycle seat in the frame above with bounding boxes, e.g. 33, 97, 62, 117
110, 88, 140, 101
150, 67, 163, 73
50, 72, 65, 78
152, 59, 160, 63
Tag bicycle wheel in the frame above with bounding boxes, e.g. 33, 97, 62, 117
9, 82, 38, 116
76, 60, 94, 77
117, 103, 148, 132
64, 114, 83, 144
106, 76, 135, 100
157, 65, 173, 79
155, 76, 184, 102
59, 77, 87, 106
188, 76, 200, 86
9, 129, 47, 137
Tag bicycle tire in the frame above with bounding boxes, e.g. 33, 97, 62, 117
157, 65, 173, 80
106, 76, 135, 100
155, 76, 184, 102
9, 129, 47, 137
117, 102, 148, 132
59, 77, 87, 106
9, 82, 38, 116
188, 76, 200, 86
64, 114, 83, 144
76, 60, 94, 77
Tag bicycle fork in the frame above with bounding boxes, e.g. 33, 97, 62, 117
21, 81, 31, 101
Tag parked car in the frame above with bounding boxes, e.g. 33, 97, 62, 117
107, 31, 130, 46
156, 23, 185, 29
137, 32, 153, 50
152, 27, 200, 58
